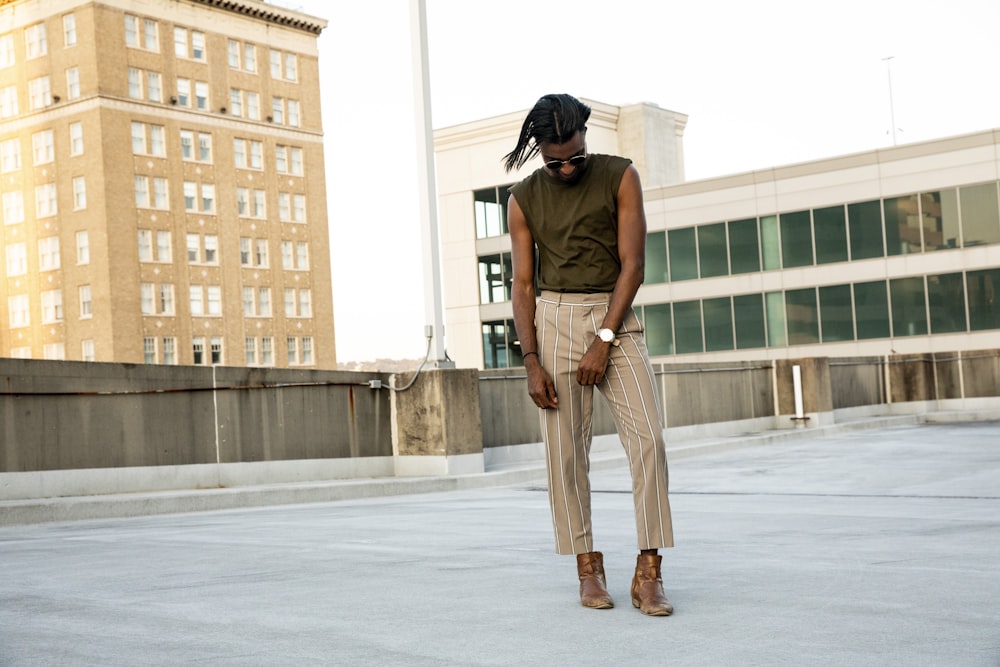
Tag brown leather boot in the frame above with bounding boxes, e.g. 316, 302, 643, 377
576, 551, 614, 609
631, 553, 673, 616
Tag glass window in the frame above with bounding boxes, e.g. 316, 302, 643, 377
644, 231, 667, 284
64, 14, 77, 46
642, 303, 673, 356
785, 288, 818, 345
702, 297, 733, 351
818, 284, 853, 342
966, 269, 1000, 331
959, 182, 1000, 246
759, 215, 780, 270
728, 218, 760, 274
927, 272, 966, 334
922, 189, 960, 251
163, 338, 176, 364
672, 300, 703, 354
667, 227, 697, 281
889, 276, 927, 337
765, 291, 786, 347
854, 280, 890, 339
813, 205, 848, 264
227, 39, 240, 68
779, 210, 813, 268
69, 122, 83, 155
697, 222, 728, 278
478, 252, 512, 304
733, 293, 766, 349
474, 186, 509, 238
482, 319, 521, 369
884, 194, 921, 255
848, 200, 884, 260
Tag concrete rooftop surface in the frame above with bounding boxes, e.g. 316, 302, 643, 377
1, 419, 998, 666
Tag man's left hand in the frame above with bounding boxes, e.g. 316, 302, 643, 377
577, 339, 612, 385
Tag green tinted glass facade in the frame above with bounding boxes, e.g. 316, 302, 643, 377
643, 303, 673, 356
890, 277, 928, 337
927, 272, 967, 334
854, 281, 890, 339
779, 210, 813, 268
760, 215, 781, 270
819, 284, 854, 342
733, 294, 766, 349
814, 205, 849, 264
673, 300, 703, 354
698, 223, 728, 278
728, 218, 760, 274
967, 269, 1000, 330
645, 231, 668, 284
848, 200, 884, 260
668, 228, 697, 281
960, 183, 1000, 246
884, 194, 921, 255
703, 297, 733, 351
785, 288, 819, 345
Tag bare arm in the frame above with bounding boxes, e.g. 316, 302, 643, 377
576, 164, 647, 385
509, 194, 558, 409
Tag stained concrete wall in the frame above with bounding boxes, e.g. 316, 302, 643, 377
1, 359, 392, 473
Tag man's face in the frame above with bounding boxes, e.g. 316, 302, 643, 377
539, 130, 588, 185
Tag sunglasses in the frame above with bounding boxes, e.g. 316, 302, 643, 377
543, 151, 587, 171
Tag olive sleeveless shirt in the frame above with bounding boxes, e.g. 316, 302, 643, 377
509, 154, 632, 293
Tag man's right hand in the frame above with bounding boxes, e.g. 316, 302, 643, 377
525, 356, 558, 409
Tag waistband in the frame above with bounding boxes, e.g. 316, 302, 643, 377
538, 290, 612, 306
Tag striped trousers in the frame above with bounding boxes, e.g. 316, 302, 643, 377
535, 291, 673, 555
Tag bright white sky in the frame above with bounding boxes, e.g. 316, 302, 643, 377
292, 0, 1000, 364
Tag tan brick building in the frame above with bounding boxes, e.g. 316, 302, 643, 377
0, 0, 336, 368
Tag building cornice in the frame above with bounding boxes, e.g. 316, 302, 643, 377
0, 0, 327, 35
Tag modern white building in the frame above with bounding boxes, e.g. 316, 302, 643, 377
434, 99, 1000, 370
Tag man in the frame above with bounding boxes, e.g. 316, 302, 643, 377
504, 94, 673, 616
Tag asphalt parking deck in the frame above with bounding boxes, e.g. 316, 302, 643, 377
1, 420, 998, 666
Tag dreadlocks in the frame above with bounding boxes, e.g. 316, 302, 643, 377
502, 94, 592, 173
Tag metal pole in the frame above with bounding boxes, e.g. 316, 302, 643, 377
410, 0, 452, 366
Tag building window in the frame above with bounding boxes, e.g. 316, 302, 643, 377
246, 91, 260, 120
189, 285, 204, 316
0, 34, 14, 69
242, 286, 254, 316
76, 230, 89, 264
960, 182, 1000, 247
63, 14, 77, 47
227, 39, 240, 68
69, 122, 83, 155
138, 229, 153, 261
258, 287, 271, 317
474, 185, 512, 239
698, 222, 729, 277
128, 67, 142, 99
79, 285, 92, 318
38, 236, 60, 270
287, 337, 297, 365
144, 337, 157, 364
72, 176, 86, 210
301, 337, 313, 365
249, 140, 263, 169
668, 227, 698, 281
140, 283, 154, 314
8, 294, 30, 328
3, 191, 24, 224
135, 176, 150, 208
229, 89, 243, 117
283, 288, 295, 317
41, 290, 64, 323
890, 276, 928, 337
1, 137, 21, 172
43, 344, 65, 361
287, 100, 300, 127
206, 286, 221, 316
147, 71, 162, 102
81, 340, 95, 362
193, 337, 205, 365
28, 76, 52, 110
271, 97, 284, 125
261, 336, 273, 366
5, 243, 26, 276
25, 23, 48, 59
255, 239, 268, 267
0, 85, 18, 118
240, 237, 252, 266
252, 190, 266, 218
482, 320, 521, 369
66, 67, 80, 99
173, 27, 187, 58
478, 252, 512, 304
156, 230, 171, 262
163, 337, 177, 364
194, 81, 209, 111
176, 78, 191, 107
245, 337, 256, 365
210, 337, 223, 364
159, 284, 175, 315
32, 129, 54, 165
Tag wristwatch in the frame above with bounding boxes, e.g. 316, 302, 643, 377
597, 328, 616, 343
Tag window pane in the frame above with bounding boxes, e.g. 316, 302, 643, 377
697, 222, 728, 278
779, 210, 813, 268
643, 303, 673, 356
765, 291, 786, 347
477, 253, 511, 304
702, 297, 733, 351
644, 231, 667, 284
814, 205, 848, 264
890, 276, 927, 337
884, 194, 920, 255
927, 272, 966, 334
474, 187, 508, 238
672, 300, 703, 354
760, 215, 780, 270
854, 280, 890, 340
481, 320, 506, 369
848, 200, 884, 260
922, 190, 960, 251
819, 284, 854, 342
959, 182, 1000, 246
667, 227, 697, 281
728, 218, 760, 274
966, 269, 1000, 331
785, 288, 819, 345
733, 293, 766, 349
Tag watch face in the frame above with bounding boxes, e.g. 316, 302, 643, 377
599, 329, 614, 342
